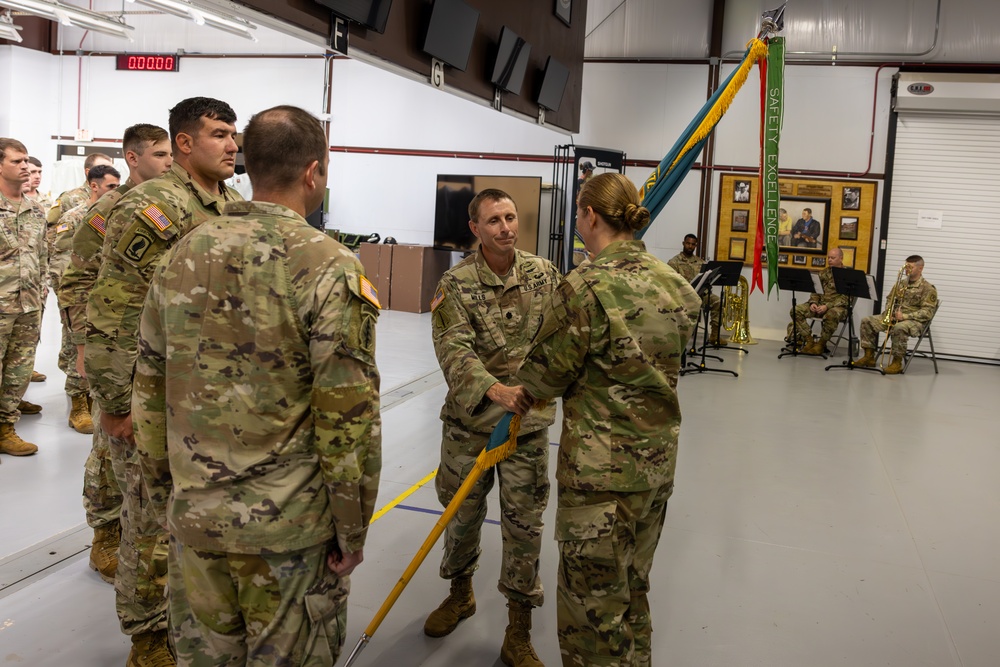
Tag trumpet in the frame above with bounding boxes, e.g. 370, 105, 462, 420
878, 264, 908, 368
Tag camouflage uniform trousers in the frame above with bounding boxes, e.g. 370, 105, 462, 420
860, 316, 925, 357
56, 308, 88, 396
82, 400, 122, 528
788, 304, 846, 345
0, 311, 41, 423
168, 535, 348, 667
109, 432, 168, 635
702, 293, 721, 332
555, 483, 673, 667
435, 420, 549, 606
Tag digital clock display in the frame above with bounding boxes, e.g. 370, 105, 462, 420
115, 54, 180, 72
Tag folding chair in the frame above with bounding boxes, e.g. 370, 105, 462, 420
902, 300, 941, 374
811, 295, 857, 356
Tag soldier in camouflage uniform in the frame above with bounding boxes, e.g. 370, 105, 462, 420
59, 124, 173, 587
856, 254, 938, 374
23, 157, 54, 214
0, 139, 47, 459
85, 99, 242, 667
785, 246, 849, 355
49, 164, 121, 434
427, 188, 560, 666
133, 105, 381, 666
667, 233, 724, 344
518, 173, 701, 667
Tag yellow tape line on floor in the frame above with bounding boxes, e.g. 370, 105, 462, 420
370, 469, 437, 524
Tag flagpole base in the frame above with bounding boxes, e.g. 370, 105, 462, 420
344, 633, 370, 667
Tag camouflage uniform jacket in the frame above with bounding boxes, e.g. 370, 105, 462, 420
46, 184, 89, 229
884, 276, 938, 324
26, 191, 54, 215
58, 180, 133, 345
431, 249, 560, 435
85, 162, 242, 415
0, 193, 47, 314
47, 200, 89, 283
667, 252, 705, 282
133, 200, 382, 556
518, 240, 701, 493
808, 267, 849, 309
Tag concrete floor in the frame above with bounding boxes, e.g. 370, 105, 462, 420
2, 300, 999, 666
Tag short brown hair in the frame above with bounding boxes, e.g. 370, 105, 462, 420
123, 124, 169, 155
87, 164, 121, 183
242, 105, 327, 191
84, 153, 112, 169
906, 254, 924, 265
0, 138, 28, 161
578, 172, 649, 234
169, 97, 237, 144
468, 188, 516, 223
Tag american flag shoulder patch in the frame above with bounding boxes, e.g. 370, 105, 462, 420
87, 213, 107, 236
141, 204, 173, 232
430, 287, 446, 312
358, 275, 381, 309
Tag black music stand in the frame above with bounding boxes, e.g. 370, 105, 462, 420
825, 268, 882, 373
701, 260, 748, 356
777, 268, 824, 360
681, 266, 736, 377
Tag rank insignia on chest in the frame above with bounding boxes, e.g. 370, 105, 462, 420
430, 287, 445, 312
359, 275, 381, 309
87, 213, 107, 236
141, 204, 173, 232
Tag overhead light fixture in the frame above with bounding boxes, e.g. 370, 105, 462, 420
0, 0, 134, 39
125, 0, 257, 41
0, 11, 23, 42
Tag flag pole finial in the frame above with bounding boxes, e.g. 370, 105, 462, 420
760, 2, 787, 37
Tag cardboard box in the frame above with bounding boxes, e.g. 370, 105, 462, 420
389, 245, 452, 313
358, 242, 394, 310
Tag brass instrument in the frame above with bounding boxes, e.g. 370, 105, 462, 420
878, 264, 908, 368
722, 275, 756, 345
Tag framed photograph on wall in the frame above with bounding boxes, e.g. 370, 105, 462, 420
731, 209, 749, 232
733, 179, 751, 203
839, 216, 859, 240
555, 0, 572, 26
792, 255, 807, 266
779, 196, 830, 254
842, 186, 861, 210
778, 253, 788, 263
811, 256, 826, 267
729, 238, 747, 261
841, 247, 856, 267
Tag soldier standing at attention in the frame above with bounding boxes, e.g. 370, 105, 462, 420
427, 188, 561, 667
668, 233, 724, 345
518, 173, 701, 667
23, 157, 54, 213
49, 163, 121, 434
59, 124, 172, 587
133, 104, 381, 666
0, 138, 47, 459
85, 98, 242, 666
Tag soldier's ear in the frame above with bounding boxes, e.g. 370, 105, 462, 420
174, 132, 194, 156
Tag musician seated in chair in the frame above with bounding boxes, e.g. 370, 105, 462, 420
785, 247, 848, 354
791, 208, 821, 248
856, 254, 938, 374
668, 233, 726, 344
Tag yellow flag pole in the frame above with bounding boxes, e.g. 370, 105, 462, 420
344, 412, 523, 667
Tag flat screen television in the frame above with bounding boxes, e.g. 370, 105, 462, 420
537, 56, 570, 112
422, 0, 480, 71
490, 26, 531, 95
434, 175, 542, 255
316, 0, 393, 34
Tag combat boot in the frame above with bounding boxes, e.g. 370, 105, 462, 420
89, 521, 120, 584
803, 340, 825, 356
424, 575, 476, 637
68, 394, 94, 434
30, 370, 46, 382
18, 399, 41, 414
127, 629, 175, 667
0, 423, 38, 456
855, 348, 876, 368
884, 355, 905, 375
500, 599, 544, 667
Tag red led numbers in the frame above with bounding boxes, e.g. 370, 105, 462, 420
115, 54, 180, 72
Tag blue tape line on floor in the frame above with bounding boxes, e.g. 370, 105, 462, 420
396, 504, 501, 526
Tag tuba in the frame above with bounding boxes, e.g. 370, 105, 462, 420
878, 264, 908, 368
723, 275, 756, 345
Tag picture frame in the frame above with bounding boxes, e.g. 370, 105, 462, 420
731, 209, 749, 232
733, 179, 751, 203
841, 247, 856, 268
839, 216, 859, 241
811, 256, 826, 267
778, 196, 830, 254
729, 238, 746, 261
842, 186, 861, 211
555, 0, 572, 26
778, 253, 788, 263
792, 255, 807, 266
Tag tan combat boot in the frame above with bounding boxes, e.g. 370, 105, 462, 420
884, 355, 905, 375
30, 370, 46, 382
18, 399, 41, 414
68, 394, 94, 434
89, 521, 120, 584
500, 599, 544, 667
424, 575, 476, 637
855, 348, 877, 368
127, 629, 175, 667
0, 423, 38, 456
